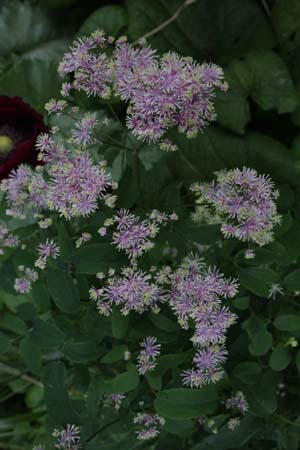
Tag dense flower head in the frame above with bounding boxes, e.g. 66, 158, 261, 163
191, 168, 281, 246
133, 412, 165, 441
58, 31, 227, 147
35, 238, 60, 269
0, 222, 19, 255
225, 391, 248, 414
14, 266, 38, 294
110, 209, 159, 259
165, 255, 238, 387
47, 151, 113, 219
1, 165, 48, 218
137, 336, 161, 375
53, 424, 81, 450
96, 267, 165, 316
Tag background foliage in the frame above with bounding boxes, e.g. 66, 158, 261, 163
2, 0, 300, 449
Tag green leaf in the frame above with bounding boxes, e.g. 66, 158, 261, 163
31, 318, 66, 348
73, 243, 125, 274
155, 387, 218, 420
191, 417, 260, 450
271, 0, 300, 45
46, 266, 80, 314
104, 364, 139, 394
0, 313, 27, 335
245, 315, 273, 356
78, 5, 127, 38
101, 345, 127, 364
87, 375, 104, 417
31, 280, 51, 312
126, 0, 274, 63
244, 371, 279, 417
233, 362, 261, 385
20, 336, 42, 376
0, 332, 13, 354
175, 221, 222, 245
296, 350, 300, 373
269, 344, 292, 371
111, 308, 129, 339
284, 268, 300, 291
274, 314, 300, 332
237, 267, 279, 297
58, 222, 74, 262
63, 340, 101, 363
42, 361, 79, 426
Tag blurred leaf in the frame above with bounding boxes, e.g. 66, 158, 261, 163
284, 268, 300, 290
101, 345, 128, 364
245, 315, 273, 356
20, 336, 42, 375
31, 317, 66, 348
63, 339, 101, 363
126, 0, 274, 63
269, 344, 292, 371
154, 387, 218, 419
78, 5, 127, 38
274, 314, 300, 332
73, 243, 125, 274
237, 267, 279, 297
104, 364, 139, 394
46, 266, 80, 314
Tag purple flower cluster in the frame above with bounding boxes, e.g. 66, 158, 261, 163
133, 412, 165, 441
110, 209, 159, 259
225, 391, 248, 414
52, 424, 81, 450
95, 267, 165, 316
14, 266, 38, 294
137, 336, 161, 375
165, 255, 238, 387
191, 168, 281, 247
58, 31, 227, 147
0, 222, 19, 255
105, 393, 125, 410
35, 238, 60, 269
0, 165, 48, 219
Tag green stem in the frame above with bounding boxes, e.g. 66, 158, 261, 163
0, 362, 42, 387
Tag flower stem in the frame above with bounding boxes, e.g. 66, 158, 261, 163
83, 418, 121, 448
134, 146, 145, 209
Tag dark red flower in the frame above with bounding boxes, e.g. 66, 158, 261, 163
0, 96, 48, 180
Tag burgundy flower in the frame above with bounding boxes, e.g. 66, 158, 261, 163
0, 96, 48, 180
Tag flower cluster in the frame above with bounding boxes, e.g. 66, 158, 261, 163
52, 424, 81, 450
105, 393, 125, 410
58, 31, 227, 147
137, 336, 161, 375
133, 412, 165, 441
191, 168, 281, 248
0, 222, 19, 255
94, 267, 165, 316
1, 165, 48, 219
14, 266, 38, 294
35, 238, 60, 269
165, 255, 238, 387
225, 391, 248, 414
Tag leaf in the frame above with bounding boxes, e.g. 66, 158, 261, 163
244, 371, 279, 417
149, 312, 179, 333
63, 340, 101, 363
31, 318, 66, 348
0, 313, 27, 335
73, 243, 125, 274
20, 336, 42, 375
111, 308, 130, 339
58, 222, 74, 262
155, 387, 218, 420
271, 0, 300, 44
274, 314, 300, 332
78, 5, 127, 38
245, 315, 273, 356
233, 362, 261, 385
87, 375, 105, 417
104, 364, 139, 394
126, 0, 274, 63
284, 268, 300, 291
42, 362, 79, 426
101, 345, 127, 364
269, 344, 292, 371
191, 417, 261, 450
31, 280, 51, 312
0, 332, 13, 354
46, 266, 80, 314
237, 267, 279, 297
175, 221, 222, 245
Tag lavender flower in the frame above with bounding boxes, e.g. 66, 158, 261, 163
0, 222, 19, 255
32, 446, 45, 450
227, 417, 240, 430
133, 412, 165, 441
53, 424, 81, 450
14, 267, 38, 294
192, 168, 281, 247
71, 113, 98, 147
58, 31, 226, 147
96, 267, 165, 316
105, 393, 125, 410
225, 391, 248, 414
110, 209, 159, 259
137, 336, 161, 375
165, 255, 237, 387
35, 238, 60, 269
